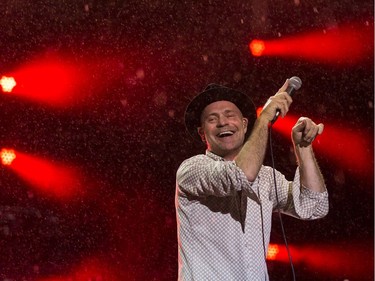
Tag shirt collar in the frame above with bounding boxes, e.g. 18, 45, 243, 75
205, 150, 225, 161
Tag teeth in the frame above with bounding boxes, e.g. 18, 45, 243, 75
218, 131, 234, 137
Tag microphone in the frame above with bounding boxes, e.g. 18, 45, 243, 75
271, 76, 302, 124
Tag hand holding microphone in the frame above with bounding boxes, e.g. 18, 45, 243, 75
261, 76, 301, 124
264, 76, 324, 146
271, 76, 302, 124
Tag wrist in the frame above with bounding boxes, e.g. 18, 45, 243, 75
294, 144, 313, 164
256, 114, 271, 127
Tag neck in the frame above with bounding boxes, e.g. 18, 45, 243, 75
209, 147, 242, 161
223, 151, 238, 161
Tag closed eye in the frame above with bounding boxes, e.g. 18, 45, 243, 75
224, 110, 239, 118
206, 115, 218, 123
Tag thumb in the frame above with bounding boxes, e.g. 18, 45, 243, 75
317, 123, 324, 134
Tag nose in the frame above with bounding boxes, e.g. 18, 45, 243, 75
216, 115, 229, 127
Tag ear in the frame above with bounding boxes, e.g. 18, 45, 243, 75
197, 127, 206, 143
242, 118, 248, 134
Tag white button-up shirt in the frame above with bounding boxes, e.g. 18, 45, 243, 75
176, 150, 328, 280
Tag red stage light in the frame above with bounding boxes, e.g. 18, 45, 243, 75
0, 76, 17, 93
249, 40, 266, 57
0, 148, 16, 165
4, 149, 85, 199
271, 114, 373, 180
4, 53, 128, 107
249, 23, 373, 65
267, 244, 280, 260
36, 257, 121, 281
7, 57, 85, 106
254, 107, 372, 181
268, 242, 373, 279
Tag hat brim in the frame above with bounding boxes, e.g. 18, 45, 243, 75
185, 86, 256, 142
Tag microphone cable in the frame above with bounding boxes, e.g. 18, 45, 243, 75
269, 123, 296, 281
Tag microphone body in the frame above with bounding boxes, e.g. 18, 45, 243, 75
271, 76, 302, 124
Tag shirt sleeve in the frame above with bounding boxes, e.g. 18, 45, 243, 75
289, 168, 329, 219
176, 154, 256, 198
261, 166, 329, 220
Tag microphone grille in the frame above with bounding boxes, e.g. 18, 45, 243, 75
289, 76, 302, 90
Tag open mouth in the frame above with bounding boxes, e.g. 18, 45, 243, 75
217, 131, 235, 138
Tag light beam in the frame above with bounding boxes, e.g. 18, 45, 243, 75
249, 23, 373, 65
2, 148, 85, 199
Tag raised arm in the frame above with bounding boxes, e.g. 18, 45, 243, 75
235, 80, 293, 181
292, 117, 326, 192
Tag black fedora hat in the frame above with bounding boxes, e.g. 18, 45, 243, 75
185, 83, 257, 141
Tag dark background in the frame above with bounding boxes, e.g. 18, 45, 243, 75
0, 1, 373, 280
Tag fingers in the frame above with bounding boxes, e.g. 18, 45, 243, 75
278, 79, 289, 93
303, 122, 318, 143
261, 80, 293, 121
275, 92, 293, 117
276, 80, 293, 117
293, 118, 306, 131
298, 118, 324, 144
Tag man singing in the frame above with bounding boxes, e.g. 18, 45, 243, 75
175, 80, 328, 280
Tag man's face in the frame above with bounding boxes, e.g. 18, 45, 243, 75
198, 100, 248, 160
